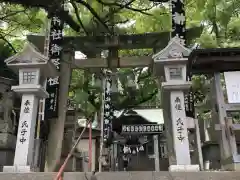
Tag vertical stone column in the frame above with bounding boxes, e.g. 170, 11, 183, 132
153, 135, 160, 171
212, 72, 240, 170
212, 73, 231, 160
14, 94, 39, 166
4, 94, 40, 173
170, 91, 191, 165
194, 117, 204, 170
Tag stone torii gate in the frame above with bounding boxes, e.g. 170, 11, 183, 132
27, 26, 202, 171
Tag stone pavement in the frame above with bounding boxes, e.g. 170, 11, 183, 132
1, 171, 240, 180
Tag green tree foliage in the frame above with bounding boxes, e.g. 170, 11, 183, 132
187, 0, 240, 121
1, 0, 240, 119
0, 40, 17, 79
0, 4, 46, 51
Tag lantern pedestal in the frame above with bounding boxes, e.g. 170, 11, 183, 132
163, 85, 199, 171
3, 91, 47, 172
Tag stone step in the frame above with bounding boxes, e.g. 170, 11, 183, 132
1, 172, 240, 180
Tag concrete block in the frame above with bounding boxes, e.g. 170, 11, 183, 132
169, 165, 199, 172
3, 165, 31, 172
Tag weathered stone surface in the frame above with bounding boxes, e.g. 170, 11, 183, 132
0, 133, 16, 149
129, 171, 153, 180
3, 166, 31, 172
0, 172, 56, 180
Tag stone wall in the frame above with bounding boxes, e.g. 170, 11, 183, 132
1, 172, 240, 180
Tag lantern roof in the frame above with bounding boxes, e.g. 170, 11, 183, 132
152, 36, 191, 62
4, 42, 58, 77
5, 42, 48, 65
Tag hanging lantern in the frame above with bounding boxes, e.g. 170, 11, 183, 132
117, 78, 124, 94
126, 72, 137, 88
123, 146, 128, 153
91, 73, 102, 89
101, 50, 109, 58
110, 73, 118, 94
132, 149, 136, 155
139, 145, 144, 151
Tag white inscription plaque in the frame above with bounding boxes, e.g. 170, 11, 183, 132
224, 71, 240, 103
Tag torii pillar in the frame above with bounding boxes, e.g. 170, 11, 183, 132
44, 49, 74, 172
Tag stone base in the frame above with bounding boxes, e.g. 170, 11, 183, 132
169, 165, 200, 172
3, 165, 31, 172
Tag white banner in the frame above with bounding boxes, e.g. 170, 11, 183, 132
224, 71, 240, 103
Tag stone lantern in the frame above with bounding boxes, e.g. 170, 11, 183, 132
3, 42, 58, 172
152, 36, 199, 171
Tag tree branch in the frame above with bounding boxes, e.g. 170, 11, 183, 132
102, 0, 135, 22
75, 0, 111, 34
137, 88, 158, 105
70, 0, 89, 35
0, 8, 27, 20
137, 67, 151, 83
95, 0, 153, 16
0, 33, 17, 53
